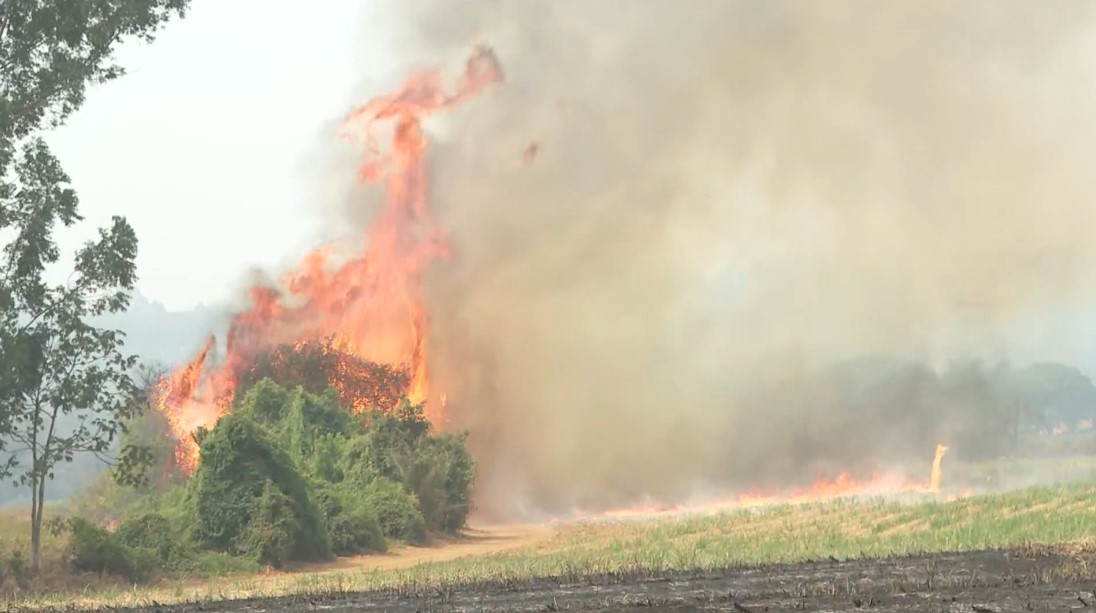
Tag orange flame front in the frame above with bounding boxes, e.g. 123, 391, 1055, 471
572, 443, 957, 521
155, 46, 504, 474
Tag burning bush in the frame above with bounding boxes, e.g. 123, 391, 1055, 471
76, 339, 477, 575
236, 338, 412, 413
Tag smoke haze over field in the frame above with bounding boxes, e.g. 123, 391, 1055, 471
310, 1, 1096, 517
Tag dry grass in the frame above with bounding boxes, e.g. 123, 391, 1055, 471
0, 505, 98, 596
4, 481, 1096, 610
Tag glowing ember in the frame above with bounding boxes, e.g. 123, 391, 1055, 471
155, 46, 504, 475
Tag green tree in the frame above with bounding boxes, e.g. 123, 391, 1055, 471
0, 0, 189, 572
2, 234, 146, 572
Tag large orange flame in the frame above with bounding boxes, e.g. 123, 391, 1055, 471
155, 46, 504, 475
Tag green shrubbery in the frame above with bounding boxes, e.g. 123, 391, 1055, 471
80, 343, 477, 579
188, 411, 331, 567
66, 514, 259, 580
363, 477, 427, 543
68, 518, 156, 582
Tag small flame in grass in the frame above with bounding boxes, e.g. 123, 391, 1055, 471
571, 442, 955, 521
928, 443, 949, 493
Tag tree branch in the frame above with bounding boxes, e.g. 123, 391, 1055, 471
1, 29, 124, 138
0, 4, 10, 45
89, 449, 114, 466
0, 32, 48, 75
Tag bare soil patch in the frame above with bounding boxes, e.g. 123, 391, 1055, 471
286, 523, 553, 574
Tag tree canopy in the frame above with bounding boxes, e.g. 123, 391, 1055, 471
0, 0, 190, 572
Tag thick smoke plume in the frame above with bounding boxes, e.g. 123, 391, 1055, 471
318, 1, 1096, 518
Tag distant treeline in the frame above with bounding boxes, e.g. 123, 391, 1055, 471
704, 357, 1096, 490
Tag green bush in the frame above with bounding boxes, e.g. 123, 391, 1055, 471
113, 512, 175, 562
235, 378, 292, 426
364, 477, 426, 543
341, 435, 382, 486
188, 413, 331, 564
406, 433, 477, 532
353, 409, 425, 483
308, 433, 346, 483
68, 518, 156, 581
235, 482, 301, 568
314, 483, 386, 554
326, 509, 386, 554
4, 549, 26, 587
98, 345, 479, 569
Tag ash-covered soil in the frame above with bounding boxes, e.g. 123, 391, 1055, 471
94, 548, 1096, 612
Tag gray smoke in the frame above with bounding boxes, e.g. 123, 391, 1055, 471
324, 1, 1096, 518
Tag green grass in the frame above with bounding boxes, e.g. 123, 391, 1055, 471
6, 481, 1096, 610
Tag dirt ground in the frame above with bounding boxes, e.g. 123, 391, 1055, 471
287, 523, 553, 573
108, 546, 1096, 612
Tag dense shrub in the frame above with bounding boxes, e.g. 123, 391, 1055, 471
363, 477, 426, 543
68, 518, 155, 581
112, 513, 175, 562
235, 378, 292, 426
273, 386, 355, 462
407, 433, 477, 532
188, 412, 331, 563
3, 550, 27, 588
341, 408, 476, 533
89, 341, 478, 574
315, 484, 386, 554
134, 378, 472, 567
235, 482, 301, 568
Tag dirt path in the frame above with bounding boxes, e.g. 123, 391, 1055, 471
285, 523, 554, 575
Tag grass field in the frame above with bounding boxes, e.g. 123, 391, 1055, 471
4, 480, 1096, 610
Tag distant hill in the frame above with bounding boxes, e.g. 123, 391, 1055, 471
93, 292, 221, 367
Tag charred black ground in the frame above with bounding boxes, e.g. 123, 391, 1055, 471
55, 546, 1096, 613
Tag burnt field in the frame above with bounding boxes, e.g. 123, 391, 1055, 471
96, 547, 1095, 612
7, 482, 1096, 611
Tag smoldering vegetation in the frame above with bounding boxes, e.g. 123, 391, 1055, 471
312, 1, 1096, 517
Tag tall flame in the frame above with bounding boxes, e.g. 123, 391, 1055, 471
928, 442, 949, 493
155, 46, 504, 475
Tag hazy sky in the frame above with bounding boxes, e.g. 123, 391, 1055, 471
32, 0, 1096, 375
46, 0, 386, 312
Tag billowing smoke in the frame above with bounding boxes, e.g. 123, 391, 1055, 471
316, 1, 1096, 517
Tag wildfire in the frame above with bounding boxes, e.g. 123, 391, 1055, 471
928, 442, 949, 493
571, 443, 955, 521
155, 46, 504, 474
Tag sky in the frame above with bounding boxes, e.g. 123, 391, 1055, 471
46, 0, 386, 312
32, 0, 1096, 375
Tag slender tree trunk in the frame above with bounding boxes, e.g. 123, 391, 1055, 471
30, 472, 41, 573
36, 473, 46, 554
